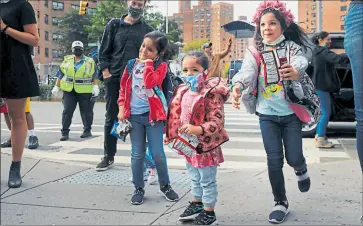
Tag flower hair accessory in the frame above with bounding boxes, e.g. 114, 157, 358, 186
253, 1, 295, 27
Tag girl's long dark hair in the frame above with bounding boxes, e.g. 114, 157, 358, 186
254, 9, 311, 52
144, 31, 174, 61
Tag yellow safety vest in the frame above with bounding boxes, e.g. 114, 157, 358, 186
59, 55, 95, 94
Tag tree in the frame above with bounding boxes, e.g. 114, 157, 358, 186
86, 0, 128, 42
54, 10, 93, 57
182, 39, 209, 52
160, 19, 183, 43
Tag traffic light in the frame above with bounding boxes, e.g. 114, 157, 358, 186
79, 1, 88, 15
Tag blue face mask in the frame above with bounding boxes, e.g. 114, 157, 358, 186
180, 73, 205, 92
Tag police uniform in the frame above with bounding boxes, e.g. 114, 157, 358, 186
53, 41, 98, 141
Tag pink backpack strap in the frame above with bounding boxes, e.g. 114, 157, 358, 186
248, 46, 261, 68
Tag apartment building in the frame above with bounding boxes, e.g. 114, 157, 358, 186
298, 0, 350, 33
30, 0, 97, 81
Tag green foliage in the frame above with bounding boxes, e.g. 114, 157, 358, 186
54, 10, 94, 56
86, 0, 128, 42
183, 39, 209, 53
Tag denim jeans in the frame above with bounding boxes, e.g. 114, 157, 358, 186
144, 144, 156, 170
345, 3, 363, 171
316, 90, 332, 137
259, 113, 307, 201
129, 113, 170, 188
186, 162, 218, 207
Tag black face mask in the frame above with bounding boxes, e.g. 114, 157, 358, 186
73, 49, 83, 57
127, 5, 144, 19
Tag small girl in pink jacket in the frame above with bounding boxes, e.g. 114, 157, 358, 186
164, 51, 230, 225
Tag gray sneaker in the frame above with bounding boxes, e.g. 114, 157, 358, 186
131, 187, 145, 205
316, 137, 335, 148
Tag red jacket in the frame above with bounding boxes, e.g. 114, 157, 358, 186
117, 59, 167, 122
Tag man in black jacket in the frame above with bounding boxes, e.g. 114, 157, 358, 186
96, 0, 154, 171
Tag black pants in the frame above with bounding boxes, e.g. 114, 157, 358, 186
61, 89, 93, 135
103, 76, 120, 157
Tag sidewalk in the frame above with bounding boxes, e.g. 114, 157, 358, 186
1, 153, 361, 225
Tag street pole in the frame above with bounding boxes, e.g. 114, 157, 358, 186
317, 0, 323, 32
166, 0, 169, 34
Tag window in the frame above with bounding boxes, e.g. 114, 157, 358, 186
52, 49, 61, 58
311, 5, 316, 10
45, 31, 49, 41
341, 25, 345, 30
341, 6, 347, 11
311, 21, 316, 25
311, 13, 316, 18
87, 8, 96, 15
52, 1, 64, 10
44, 0, 48, 7
37, 46, 40, 55
341, 15, 345, 21
45, 48, 49, 58
52, 17, 59, 26
71, 4, 80, 10
52, 33, 63, 41
311, 28, 316, 32
340, 0, 347, 2
37, 11, 40, 19
44, 14, 48, 24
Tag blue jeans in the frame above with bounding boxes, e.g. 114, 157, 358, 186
345, 3, 363, 171
144, 144, 156, 171
316, 90, 332, 137
186, 162, 218, 207
129, 113, 170, 188
259, 113, 307, 201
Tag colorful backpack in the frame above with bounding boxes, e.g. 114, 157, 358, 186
244, 46, 321, 130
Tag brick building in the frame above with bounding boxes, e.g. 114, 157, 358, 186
29, 0, 97, 82
298, 0, 351, 33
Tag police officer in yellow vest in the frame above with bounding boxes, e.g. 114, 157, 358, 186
51, 41, 99, 141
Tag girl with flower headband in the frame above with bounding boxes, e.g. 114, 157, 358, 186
165, 51, 230, 225
232, 1, 316, 224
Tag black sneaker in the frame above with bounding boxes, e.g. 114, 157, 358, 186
194, 210, 218, 225
80, 131, 92, 138
295, 168, 310, 192
60, 134, 69, 141
1, 138, 11, 148
160, 184, 179, 202
179, 202, 204, 222
268, 201, 289, 224
95, 156, 114, 171
28, 136, 39, 149
131, 187, 145, 205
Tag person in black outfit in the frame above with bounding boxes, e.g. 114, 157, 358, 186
0, 0, 40, 188
96, 0, 154, 171
310, 31, 350, 148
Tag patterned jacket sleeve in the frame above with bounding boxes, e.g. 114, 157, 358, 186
200, 93, 225, 137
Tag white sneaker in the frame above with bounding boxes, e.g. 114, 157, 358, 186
147, 168, 157, 185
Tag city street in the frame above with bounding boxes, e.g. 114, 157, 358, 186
0, 101, 361, 225
0, 102, 359, 170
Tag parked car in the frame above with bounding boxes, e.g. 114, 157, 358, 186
302, 32, 355, 137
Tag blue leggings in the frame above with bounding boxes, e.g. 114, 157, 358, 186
316, 90, 332, 137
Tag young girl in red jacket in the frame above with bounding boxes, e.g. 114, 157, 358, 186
164, 51, 230, 225
117, 31, 179, 205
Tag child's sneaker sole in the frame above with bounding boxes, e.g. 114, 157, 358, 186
179, 213, 201, 222
268, 210, 289, 224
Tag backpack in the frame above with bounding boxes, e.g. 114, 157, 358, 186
246, 45, 321, 129
161, 63, 184, 104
